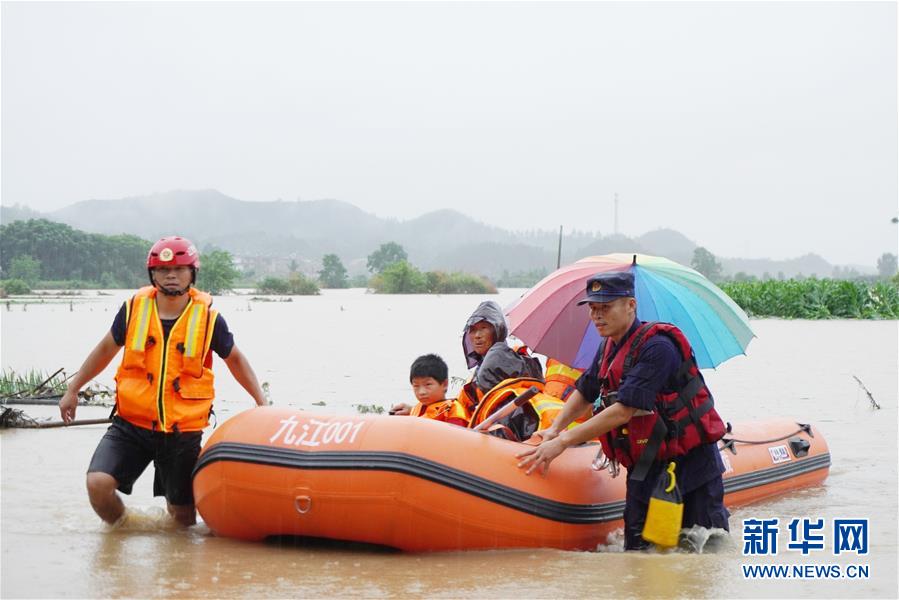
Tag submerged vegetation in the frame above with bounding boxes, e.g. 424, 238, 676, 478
0, 367, 114, 405
0, 368, 68, 397
369, 261, 496, 294
354, 404, 386, 414
720, 278, 899, 319
256, 274, 320, 295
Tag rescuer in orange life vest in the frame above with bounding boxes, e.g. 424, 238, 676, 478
58, 236, 268, 527
516, 271, 730, 551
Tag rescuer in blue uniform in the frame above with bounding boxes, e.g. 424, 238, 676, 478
517, 271, 730, 550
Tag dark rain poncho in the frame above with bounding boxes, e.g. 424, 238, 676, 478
462, 300, 543, 394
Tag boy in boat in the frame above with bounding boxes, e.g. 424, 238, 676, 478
389, 353, 465, 424
58, 236, 268, 528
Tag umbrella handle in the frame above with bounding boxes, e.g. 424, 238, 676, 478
472, 386, 539, 432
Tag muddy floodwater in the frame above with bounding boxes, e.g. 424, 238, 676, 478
1, 289, 897, 598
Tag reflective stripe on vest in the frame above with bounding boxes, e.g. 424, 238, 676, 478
130, 295, 155, 352
544, 358, 582, 400
545, 360, 582, 382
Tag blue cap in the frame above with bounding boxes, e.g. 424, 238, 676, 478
576, 271, 635, 305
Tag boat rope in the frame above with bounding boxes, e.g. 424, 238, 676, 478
718, 422, 812, 453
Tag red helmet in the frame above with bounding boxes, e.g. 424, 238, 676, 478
147, 236, 200, 270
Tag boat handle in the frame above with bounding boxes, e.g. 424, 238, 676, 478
295, 495, 312, 514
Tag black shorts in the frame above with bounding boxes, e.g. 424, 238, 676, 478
87, 417, 202, 506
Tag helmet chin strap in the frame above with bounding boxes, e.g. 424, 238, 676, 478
148, 267, 195, 297
156, 284, 190, 297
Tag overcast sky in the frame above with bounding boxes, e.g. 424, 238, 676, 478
2, 2, 896, 265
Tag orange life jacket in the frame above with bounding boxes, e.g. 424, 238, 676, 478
544, 359, 583, 400
468, 377, 572, 433
410, 399, 455, 421
438, 344, 544, 428
114, 286, 218, 433
446, 378, 482, 425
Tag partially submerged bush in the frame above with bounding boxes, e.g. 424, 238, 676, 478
370, 261, 496, 294
257, 274, 320, 295
0, 279, 30, 295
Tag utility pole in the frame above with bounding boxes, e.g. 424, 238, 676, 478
614, 193, 619, 236
556, 225, 563, 269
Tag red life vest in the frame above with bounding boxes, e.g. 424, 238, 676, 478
595, 321, 725, 478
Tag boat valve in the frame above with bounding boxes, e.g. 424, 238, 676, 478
294, 495, 312, 514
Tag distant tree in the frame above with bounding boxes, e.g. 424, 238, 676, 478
370, 260, 427, 293
0, 219, 147, 286
288, 259, 299, 274
366, 242, 408, 274
348, 274, 369, 288
8, 255, 41, 285
99, 272, 120, 289
197, 250, 240, 294
318, 254, 349, 288
832, 265, 862, 280
690, 247, 723, 282
877, 253, 898, 278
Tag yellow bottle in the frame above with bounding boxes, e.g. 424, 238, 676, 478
642, 461, 684, 548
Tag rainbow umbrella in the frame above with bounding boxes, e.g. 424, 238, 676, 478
505, 253, 754, 370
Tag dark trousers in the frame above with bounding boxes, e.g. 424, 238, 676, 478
623, 472, 730, 551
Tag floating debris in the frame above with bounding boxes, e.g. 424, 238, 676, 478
354, 404, 385, 415
852, 375, 881, 409
0, 406, 111, 429
249, 296, 294, 303
0, 367, 114, 406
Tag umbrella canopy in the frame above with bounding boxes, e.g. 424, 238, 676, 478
505, 253, 754, 370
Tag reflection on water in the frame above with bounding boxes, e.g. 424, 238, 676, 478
1, 290, 897, 598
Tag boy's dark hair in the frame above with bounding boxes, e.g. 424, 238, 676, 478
409, 354, 448, 383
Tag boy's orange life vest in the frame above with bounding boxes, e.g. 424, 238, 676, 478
114, 286, 218, 433
595, 322, 726, 479
408, 381, 479, 427
410, 399, 456, 422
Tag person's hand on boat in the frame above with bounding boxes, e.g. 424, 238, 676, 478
389, 403, 412, 416
59, 389, 78, 424
516, 434, 569, 476
531, 427, 561, 444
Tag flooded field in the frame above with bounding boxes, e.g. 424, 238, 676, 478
2, 289, 896, 598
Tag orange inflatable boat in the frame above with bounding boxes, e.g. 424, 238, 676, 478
193, 408, 830, 551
